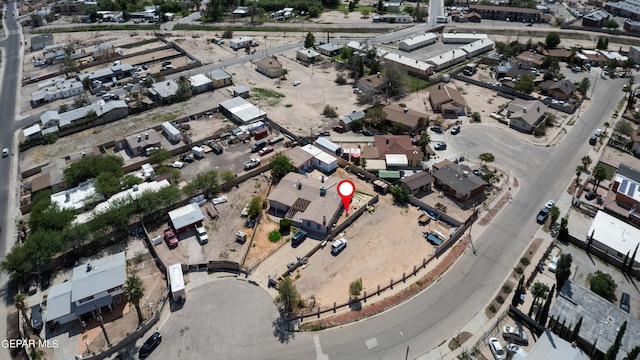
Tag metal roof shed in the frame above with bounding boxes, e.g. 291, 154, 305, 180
385, 154, 409, 167
169, 203, 205, 232
315, 137, 342, 155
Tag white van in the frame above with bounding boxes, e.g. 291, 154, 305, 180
331, 238, 347, 254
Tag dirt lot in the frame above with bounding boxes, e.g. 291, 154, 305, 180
151, 180, 269, 265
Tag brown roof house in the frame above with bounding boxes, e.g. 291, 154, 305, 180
383, 104, 428, 133
400, 171, 434, 196
285, 147, 314, 173
267, 172, 343, 235
505, 99, 548, 133
357, 74, 388, 94
255, 56, 285, 78
539, 79, 577, 101
429, 85, 468, 116
608, 163, 640, 224
367, 135, 423, 167
516, 51, 546, 67
432, 163, 488, 201
632, 124, 640, 157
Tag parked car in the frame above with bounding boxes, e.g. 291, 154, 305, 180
332, 125, 345, 133
545, 200, 555, 209
292, 230, 308, 246
172, 161, 184, 168
2, 148, 8, 157
488, 337, 507, 360
473, 169, 482, 176
292, 80, 301, 86
451, 125, 460, 134
503, 326, 529, 345
361, 129, 374, 136
571, 66, 582, 73
331, 238, 347, 255
164, 229, 178, 248
434, 142, 447, 151
196, 227, 208, 245
431, 125, 443, 133
139, 332, 162, 358
548, 256, 559, 272
212, 196, 228, 205
585, 191, 597, 201
31, 304, 43, 333
536, 208, 549, 224
244, 158, 261, 170
595, 128, 603, 137
589, 135, 598, 145
96, 90, 107, 97
620, 292, 631, 313
258, 146, 274, 156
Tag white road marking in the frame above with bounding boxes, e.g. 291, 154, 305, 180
314, 335, 329, 360
365, 337, 379, 350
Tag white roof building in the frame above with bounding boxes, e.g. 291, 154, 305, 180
588, 211, 640, 267
398, 33, 437, 52
441, 33, 489, 44
169, 202, 205, 231
219, 97, 266, 124
300, 144, 338, 173
385, 154, 409, 167
51, 179, 103, 210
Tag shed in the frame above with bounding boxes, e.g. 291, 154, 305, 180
314, 137, 342, 156
219, 97, 266, 124
168, 203, 205, 233
233, 86, 249, 98
188, 74, 213, 94
317, 43, 342, 56
162, 122, 181, 143
24, 124, 42, 141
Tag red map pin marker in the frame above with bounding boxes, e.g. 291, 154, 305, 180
337, 179, 355, 214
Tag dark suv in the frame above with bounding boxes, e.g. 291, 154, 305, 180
620, 292, 631, 313
139, 332, 162, 358
536, 208, 550, 224
292, 230, 308, 246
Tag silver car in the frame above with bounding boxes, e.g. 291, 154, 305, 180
488, 337, 506, 360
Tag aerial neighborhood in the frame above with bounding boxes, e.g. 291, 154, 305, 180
2, 0, 640, 359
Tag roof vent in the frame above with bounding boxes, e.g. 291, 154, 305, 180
386, 137, 390, 144
297, 180, 302, 190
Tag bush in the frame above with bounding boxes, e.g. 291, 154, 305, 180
502, 285, 512, 294
279, 219, 291, 233
268, 230, 282, 243
496, 295, 504, 304
520, 257, 531, 266
323, 105, 338, 118
489, 304, 497, 313
589, 271, 617, 299
222, 29, 233, 38
515, 266, 524, 274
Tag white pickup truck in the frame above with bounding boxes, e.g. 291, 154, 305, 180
244, 158, 261, 170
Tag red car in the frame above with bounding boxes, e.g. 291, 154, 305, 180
164, 229, 178, 248
258, 146, 274, 156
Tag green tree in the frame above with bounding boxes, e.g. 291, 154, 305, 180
60, 56, 78, 77
555, 253, 572, 290
605, 320, 627, 360
558, 217, 569, 242
592, 165, 608, 191
575, 164, 584, 186
581, 155, 592, 170
72, 94, 89, 109
203, 0, 224, 21
120, 174, 143, 190
596, 37, 609, 50
514, 75, 534, 94
304, 32, 316, 48
221, 170, 236, 183
615, 120, 634, 136
382, 65, 408, 100
14, 293, 31, 330
577, 77, 591, 94
274, 277, 302, 314
549, 206, 560, 224
279, 219, 291, 233
369, 61, 380, 75
528, 281, 550, 316
248, 196, 263, 219
1, 245, 31, 283
58, 103, 69, 113
183, 170, 218, 197
95, 172, 122, 198
361, 8, 371, 18
349, 278, 363, 300
603, 19, 619, 29
270, 153, 294, 182
472, 112, 481, 122
124, 275, 146, 324
545, 32, 561, 49
63, 155, 124, 187
478, 153, 495, 167
390, 184, 410, 205
590, 271, 617, 299
623, 346, 640, 360
512, 275, 525, 307
148, 147, 171, 166
377, 0, 384, 13
570, 316, 583, 342
418, 132, 431, 153
364, 106, 387, 128
537, 284, 555, 326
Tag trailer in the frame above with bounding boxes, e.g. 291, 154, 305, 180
168, 263, 185, 302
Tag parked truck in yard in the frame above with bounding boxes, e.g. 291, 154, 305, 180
244, 158, 261, 170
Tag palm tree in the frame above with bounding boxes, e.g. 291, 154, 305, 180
418, 132, 431, 154
14, 293, 31, 330
581, 155, 592, 171
528, 281, 550, 316
575, 165, 585, 186
124, 275, 145, 324
592, 165, 608, 191
17, 219, 28, 241
550, 206, 560, 224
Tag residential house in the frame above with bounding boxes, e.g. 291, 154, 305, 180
549, 280, 640, 359
40, 111, 61, 129
317, 43, 342, 57
632, 125, 640, 156
398, 33, 437, 52
495, 61, 538, 79
383, 53, 434, 79
516, 51, 545, 67
339, 110, 365, 131
544, 48, 573, 62
52, 0, 87, 15
441, 33, 489, 44
296, 48, 321, 64
460, 39, 494, 59
610, 163, 640, 223
624, 19, 640, 32
382, 104, 428, 133
148, 80, 186, 103
361, 135, 423, 167
232, 6, 249, 16
357, 74, 388, 94
527, 330, 589, 360
300, 144, 338, 173
121, 130, 163, 157
285, 147, 314, 173
539, 79, 577, 101
466, 11, 482, 22
429, 85, 468, 116
23, 124, 42, 141
30, 78, 84, 107
232, 85, 249, 98
188, 74, 212, 94
400, 171, 434, 195
432, 163, 488, 201
169, 203, 205, 233
606, 0, 640, 20
582, 9, 611, 27
267, 172, 343, 235
229, 36, 253, 50
505, 98, 548, 133
30, 34, 54, 51
45, 252, 126, 327
56, 100, 129, 129
219, 97, 266, 124
372, 14, 412, 22
383, 1, 402, 12
468, 4, 543, 23
426, 49, 467, 71
255, 56, 285, 78
91, 43, 115, 62
208, 69, 233, 88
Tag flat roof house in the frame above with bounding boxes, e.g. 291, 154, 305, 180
30, 33, 54, 51
208, 69, 233, 89
609, 163, 640, 224
317, 43, 342, 56
587, 211, 640, 269
267, 172, 343, 235
432, 163, 488, 201
383, 53, 434, 79
188, 74, 212, 94
255, 56, 285, 78
285, 147, 314, 173
123, 130, 163, 157
149, 80, 181, 103
46, 252, 126, 327
296, 48, 322, 64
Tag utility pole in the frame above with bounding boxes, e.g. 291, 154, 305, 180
469, 204, 477, 255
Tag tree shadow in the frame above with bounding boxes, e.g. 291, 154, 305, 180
272, 314, 295, 344
0, 278, 17, 307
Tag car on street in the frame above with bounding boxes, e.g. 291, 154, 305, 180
196, 226, 208, 245
536, 208, 549, 224
545, 200, 555, 209
164, 229, 178, 248
139, 332, 162, 358
434, 142, 447, 151
488, 337, 507, 360
431, 125, 443, 133
595, 128, 603, 137
292, 230, 308, 246
620, 292, 630, 313
548, 256, 559, 272
258, 146, 274, 156
503, 326, 529, 345
473, 169, 482, 176
451, 125, 460, 134
2, 148, 8, 157
96, 90, 107, 97
292, 81, 301, 86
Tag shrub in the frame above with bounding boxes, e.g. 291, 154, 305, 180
489, 304, 497, 313
268, 230, 282, 243
515, 266, 524, 274
496, 295, 504, 304
502, 285, 512, 294
323, 105, 338, 118
520, 257, 530, 266
279, 219, 291, 233
589, 271, 617, 299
